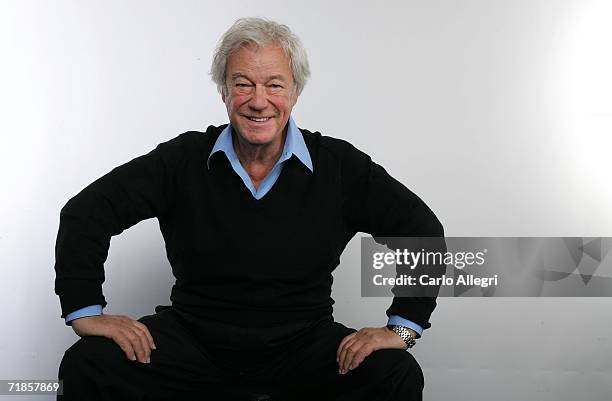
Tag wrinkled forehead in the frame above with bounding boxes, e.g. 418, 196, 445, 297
225, 41, 293, 80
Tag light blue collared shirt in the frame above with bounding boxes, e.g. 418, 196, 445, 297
65, 116, 424, 337
206, 115, 313, 198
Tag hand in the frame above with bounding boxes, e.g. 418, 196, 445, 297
336, 326, 413, 374
70, 314, 156, 364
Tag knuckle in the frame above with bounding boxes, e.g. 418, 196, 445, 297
115, 328, 128, 337
115, 337, 129, 348
138, 332, 150, 344
140, 329, 151, 340
116, 341, 130, 353
131, 326, 144, 337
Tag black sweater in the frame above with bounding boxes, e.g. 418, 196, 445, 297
54, 125, 444, 329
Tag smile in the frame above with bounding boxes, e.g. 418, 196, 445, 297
245, 116, 272, 122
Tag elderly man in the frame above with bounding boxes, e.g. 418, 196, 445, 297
55, 17, 444, 401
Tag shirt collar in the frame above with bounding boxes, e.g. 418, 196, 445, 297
207, 116, 313, 172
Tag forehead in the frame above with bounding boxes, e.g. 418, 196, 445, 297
226, 43, 293, 81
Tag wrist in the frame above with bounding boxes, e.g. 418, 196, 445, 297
386, 324, 417, 349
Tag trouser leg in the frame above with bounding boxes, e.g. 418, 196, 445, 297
334, 348, 424, 401
57, 308, 229, 401
247, 316, 424, 401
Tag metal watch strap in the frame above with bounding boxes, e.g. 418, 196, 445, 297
387, 325, 416, 348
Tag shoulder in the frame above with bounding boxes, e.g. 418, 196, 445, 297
153, 124, 227, 160
160, 124, 226, 151
299, 127, 372, 169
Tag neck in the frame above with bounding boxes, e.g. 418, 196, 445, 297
232, 127, 288, 188
233, 126, 287, 166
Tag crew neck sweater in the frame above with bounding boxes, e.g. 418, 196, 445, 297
54, 124, 444, 329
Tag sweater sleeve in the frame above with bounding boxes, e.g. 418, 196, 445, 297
54, 134, 187, 319
341, 141, 446, 331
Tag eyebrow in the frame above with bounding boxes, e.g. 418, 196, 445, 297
230, 73, 288, 82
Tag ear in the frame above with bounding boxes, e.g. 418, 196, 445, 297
221, 88, 226, 104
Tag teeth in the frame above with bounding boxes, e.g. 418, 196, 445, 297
248, 117, 270, 122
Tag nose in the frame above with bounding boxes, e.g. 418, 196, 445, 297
248, 84, 267, 110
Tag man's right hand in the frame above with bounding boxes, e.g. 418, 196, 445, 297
70, 314, 157, 364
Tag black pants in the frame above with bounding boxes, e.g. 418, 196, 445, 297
58, 307, 424, 400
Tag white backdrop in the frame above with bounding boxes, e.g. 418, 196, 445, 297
1, 1, 611, 400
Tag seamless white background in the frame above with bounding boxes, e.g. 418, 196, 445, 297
1, 1, 611, 400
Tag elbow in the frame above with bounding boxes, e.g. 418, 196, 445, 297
420, 206, 445, 238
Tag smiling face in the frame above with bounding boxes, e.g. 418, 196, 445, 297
222, 42, 298, 150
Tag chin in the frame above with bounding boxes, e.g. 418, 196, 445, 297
239, 129, 277, 145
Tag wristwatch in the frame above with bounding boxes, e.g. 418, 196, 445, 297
387, 325, 417, 348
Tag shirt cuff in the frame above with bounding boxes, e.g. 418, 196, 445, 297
387, 315, 424, 338
65, 304, 103, 325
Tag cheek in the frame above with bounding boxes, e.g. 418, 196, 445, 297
228, 95, 249, 110
228, 93, 294, 113
269, 96, 291, 111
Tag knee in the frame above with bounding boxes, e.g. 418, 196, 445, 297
58, 337, 128, 401
59, 336, 123, 379
395, 351, 424, 390
361, 349, 424, 390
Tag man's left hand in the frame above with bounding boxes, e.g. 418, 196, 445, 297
336, 326, 414, 374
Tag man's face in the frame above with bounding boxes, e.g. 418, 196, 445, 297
222, 43, 298, 148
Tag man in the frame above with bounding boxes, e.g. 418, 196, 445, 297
55, 17, 444, 401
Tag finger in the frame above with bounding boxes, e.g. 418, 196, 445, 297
133, 321, 156, 350
338, 332, 357, 348
120, 327, 144, 362
338, 337, 356, 365
336, 332, 357, 362
122, 327, 149, 363
130, 325, 153, 363
340, 340, 356, 373
344, 341, 370, 373
111, 332, 137, 362
340, 339, 361, 373
349, 346, 373, 371
131, 326, 153, 363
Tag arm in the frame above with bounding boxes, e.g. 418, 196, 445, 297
337, 140, 445, 373
342, 142, 445, 328
54, 135, 183, 317
54, 133, 188, 362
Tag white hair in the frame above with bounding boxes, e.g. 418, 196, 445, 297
210, 17, 311, 97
